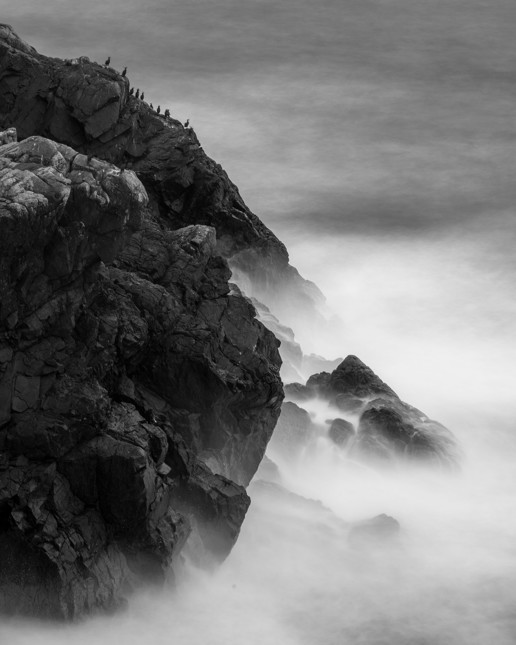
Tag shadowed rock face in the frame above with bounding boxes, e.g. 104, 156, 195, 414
302, 355, 459, 468
353, 397, 459, 468
0, 23, 326, 336
0, 134, 283, 618
307, 355, 397, 404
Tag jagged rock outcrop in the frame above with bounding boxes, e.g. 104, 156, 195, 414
307, 354, 397, 411
299, 355, 458, 467
0, 134, 283, 618
0, 23, 326, 343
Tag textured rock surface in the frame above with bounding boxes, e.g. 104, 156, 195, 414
302, 355, 458, 467
307, 355, 397, 403
0, 134, 282, 618
352, 397, 459, 467
0, 23, 325, 342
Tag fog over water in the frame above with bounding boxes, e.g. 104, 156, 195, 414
3, 0, 516, 642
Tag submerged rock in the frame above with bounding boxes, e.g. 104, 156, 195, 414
348, 513, 400, 548
328, 418, 355, 447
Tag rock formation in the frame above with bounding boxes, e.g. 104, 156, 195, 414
282, 355, 458, 467
0, 23, 325, 344
0, 128, 282, 617
328, 418, 355, 447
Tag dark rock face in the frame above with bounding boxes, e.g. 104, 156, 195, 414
0, 23, 325, 342
328, 418, 355, 447
284, 382, 313, 403
304, 355, 458, 467
307, 355, 397, 403
0, 133, 282, 617
353, 398, 458, 467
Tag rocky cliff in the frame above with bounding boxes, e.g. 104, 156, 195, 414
0, 127, 283, 614
0, 23, 326, 339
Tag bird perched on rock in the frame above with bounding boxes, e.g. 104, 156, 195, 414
141, 92, 145, 101
157, 105, 161, 114
135, 89, 140, 99
150, 103, 154, 109
129, 87, 134, 96
122, 66, 127, 76
184, 119, 190, 128
164, 108, 170, 118
105, 56, 111, 66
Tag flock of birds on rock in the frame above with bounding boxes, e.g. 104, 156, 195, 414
103, 56, 190, 128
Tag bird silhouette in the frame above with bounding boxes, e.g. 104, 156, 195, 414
184, 119, 190, 128
105, 56, 111, 66
157, 105, 161, 114
122, 67, 127, 76
141, 92, 145, 101
135, 89, 140, 99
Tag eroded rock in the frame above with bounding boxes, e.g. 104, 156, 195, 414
304, 355, 458, 467
0, 135, 283, 618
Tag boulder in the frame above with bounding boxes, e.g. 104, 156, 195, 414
352, 398, 459, 468
253, 455, 282, 484
328, 418, 355, 447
